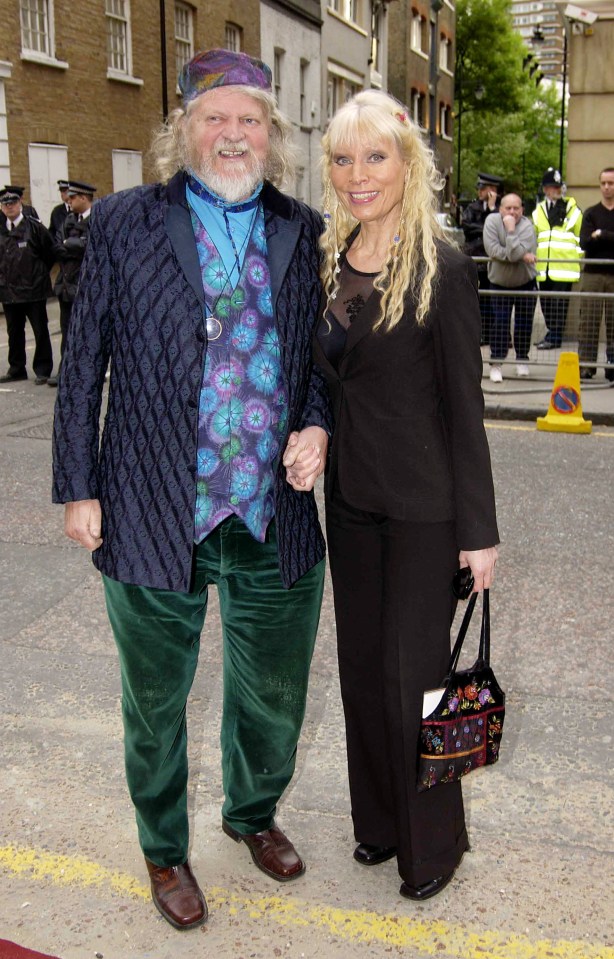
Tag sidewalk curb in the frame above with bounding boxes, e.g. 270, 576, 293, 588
485, 403, 614, 427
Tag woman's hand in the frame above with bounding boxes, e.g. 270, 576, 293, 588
282, 426, 328, 492
458, 546, 498, 592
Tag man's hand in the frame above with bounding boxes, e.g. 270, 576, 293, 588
502, 214, 516, 233
522, 252, 537, 264
282, 426, 328, 492
65, 499, 103, 551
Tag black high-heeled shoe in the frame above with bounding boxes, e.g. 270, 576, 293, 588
353, 843, 397, 866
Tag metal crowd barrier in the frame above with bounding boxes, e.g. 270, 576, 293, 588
473, 257, 614, 382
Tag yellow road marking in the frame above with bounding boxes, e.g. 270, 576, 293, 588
2, 845, 613, 959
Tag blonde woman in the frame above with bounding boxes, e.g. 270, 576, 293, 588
314, 91, 499, 901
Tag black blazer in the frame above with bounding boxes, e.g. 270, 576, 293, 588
314, 241, 499, 551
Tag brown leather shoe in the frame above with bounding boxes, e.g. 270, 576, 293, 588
222, 819, 306, 881
144, 858, 208, 930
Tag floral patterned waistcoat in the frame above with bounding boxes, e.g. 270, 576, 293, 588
191, 204, 289, 544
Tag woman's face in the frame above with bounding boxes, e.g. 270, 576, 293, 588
330, 135, 406, 230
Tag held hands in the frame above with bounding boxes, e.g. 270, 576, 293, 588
282, 426, 328, 492
65, 499, 103, 551
458, 546, 498, 593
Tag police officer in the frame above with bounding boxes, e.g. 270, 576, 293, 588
0, 185, 38, 230
0, 188, 55, 383
532, 168, 582, 349
49, 179, 71, 243
462, 172, 504, 344
49, 180, 96, 387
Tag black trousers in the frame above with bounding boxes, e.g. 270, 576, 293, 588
58, 298, 72, 358
3, 300, 53, 377
538, 278, 571, 345
326, 483, 469, 887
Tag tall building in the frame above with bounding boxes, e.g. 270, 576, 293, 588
511, 1, 565, 79
260, 1, 322, 205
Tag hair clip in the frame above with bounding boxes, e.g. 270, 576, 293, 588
323, 212, 331, 220
396, 112, 407, 123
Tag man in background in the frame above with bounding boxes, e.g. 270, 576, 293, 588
0, 187, 54, 384
49, 179, 96, 387
462, 172, 503, 344
483, 193, 537, 382
0, 185, 38, 230
577, 166, 614, 380
48, 179, 71, 242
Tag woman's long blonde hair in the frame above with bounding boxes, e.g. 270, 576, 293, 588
320, 90, 446, 331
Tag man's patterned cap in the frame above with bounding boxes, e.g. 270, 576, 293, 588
179, 48, 272, 104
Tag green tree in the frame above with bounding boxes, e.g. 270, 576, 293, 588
455, 0, 562, 204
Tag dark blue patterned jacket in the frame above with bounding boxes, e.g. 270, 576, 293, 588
52, 172, 331, 591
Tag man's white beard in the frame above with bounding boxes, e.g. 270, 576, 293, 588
191, 144, 265, 203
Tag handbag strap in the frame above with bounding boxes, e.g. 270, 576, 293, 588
479, 587, 490, 664
444, 588, 490, 684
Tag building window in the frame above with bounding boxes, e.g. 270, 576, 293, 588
328, 0, 361, 26
225, 22, 241, 52
439, 103, 452, 139
20, 0, 52, 56
371, 7, 382, 75
439, 36, 452, 72
273, 49, 284, 104
411, 12, 426, 53
174, 3, 193, 77
327, 71, 361, 121
411, 88, 425, 127
106, 0, 132, 75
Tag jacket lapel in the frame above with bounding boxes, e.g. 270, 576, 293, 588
164, 173, 205, 308
265, 207, 300, 317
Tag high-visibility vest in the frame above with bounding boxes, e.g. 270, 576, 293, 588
532, 198, 583, 283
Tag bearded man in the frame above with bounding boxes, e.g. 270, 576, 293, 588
52, 49, 330, 931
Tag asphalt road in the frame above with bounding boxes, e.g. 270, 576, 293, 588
1, 342, 613, 958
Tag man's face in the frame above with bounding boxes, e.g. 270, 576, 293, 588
543, 184, 562, 201
183, 86, 271, 202
500, 195, 523, 223
60, 188, 70, 204
1, 199, 22, 222
599, 171, 614, 203
68, 193, 90, 214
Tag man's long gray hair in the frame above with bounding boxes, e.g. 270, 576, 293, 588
150, 87, 298, 188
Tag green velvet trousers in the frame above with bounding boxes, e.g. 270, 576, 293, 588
103, 516, 325, 866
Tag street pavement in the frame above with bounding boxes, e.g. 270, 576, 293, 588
1, 304, 613, 959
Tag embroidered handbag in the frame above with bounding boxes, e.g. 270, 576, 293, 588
417, 589, 505, 792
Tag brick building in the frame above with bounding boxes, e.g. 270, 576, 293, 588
387, 0, 455, 204
0, 0, 261, 225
